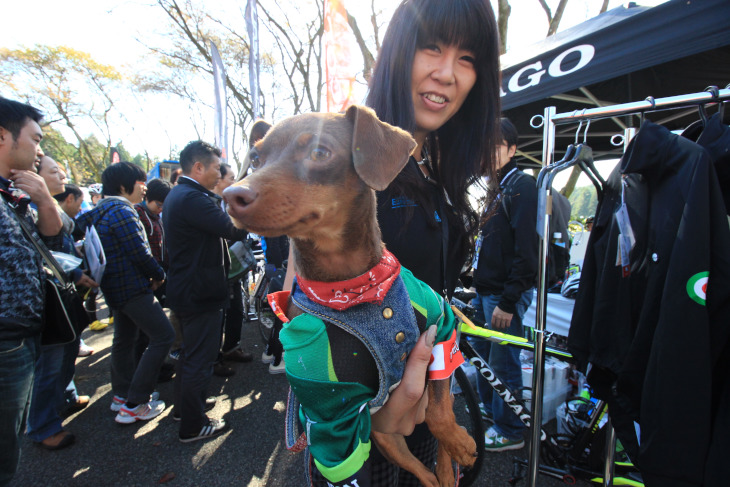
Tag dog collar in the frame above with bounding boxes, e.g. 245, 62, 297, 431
296, 249, 401, 311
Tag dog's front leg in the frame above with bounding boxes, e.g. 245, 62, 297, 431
426, 379, 477, 473
371, 431, 439, 487
435, 442, 455, 487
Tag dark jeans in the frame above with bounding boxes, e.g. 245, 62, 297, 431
471, 289, 534, 440
222, 279, 243, 353
174, 309, 223, 437
264, 271, 284, 362
0, 336, 38, 486
26, 338, 79, 442
111, 293, 174, 404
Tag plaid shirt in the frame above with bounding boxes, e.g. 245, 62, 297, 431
76, 197, 164, 309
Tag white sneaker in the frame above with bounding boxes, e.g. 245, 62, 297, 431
261, 351, 274, 364
78, 341, 94, 357
269, 360, 286, 374
115, 399, 166, 424
484, 425, 525, 452
110, 391, 160, 412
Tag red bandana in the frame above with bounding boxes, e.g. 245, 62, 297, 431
296, 249, 401, 311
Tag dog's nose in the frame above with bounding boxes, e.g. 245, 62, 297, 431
223, 184, 258, 216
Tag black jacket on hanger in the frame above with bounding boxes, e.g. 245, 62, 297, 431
690, 112, 730, 484
568, 121, 730, 487
696, 112, 730, 215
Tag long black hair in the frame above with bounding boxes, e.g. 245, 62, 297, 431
366, 0, 501, 258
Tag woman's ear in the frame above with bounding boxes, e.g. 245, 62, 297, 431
508, 144, 517, 160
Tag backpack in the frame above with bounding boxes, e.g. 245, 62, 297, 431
502, 171, 572, 287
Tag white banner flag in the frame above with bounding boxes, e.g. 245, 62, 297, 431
245, 0, 261, 120
210, 41, 229, 163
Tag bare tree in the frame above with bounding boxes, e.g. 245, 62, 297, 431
257, 0, 325, 115
137, 0, 331, 164
538, 0, 571, 36
497, 0, 512, 55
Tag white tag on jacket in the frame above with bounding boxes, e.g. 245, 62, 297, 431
615, 178, 636, 249
615, 203, 636, 250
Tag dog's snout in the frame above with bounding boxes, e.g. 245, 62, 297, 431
223, 185, 257, 216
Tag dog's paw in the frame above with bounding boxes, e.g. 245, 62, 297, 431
415, 470, 440, 487
438, 426, 477, 467
435, 446, 456, 487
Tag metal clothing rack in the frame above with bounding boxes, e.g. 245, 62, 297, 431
527, 87, 730, 487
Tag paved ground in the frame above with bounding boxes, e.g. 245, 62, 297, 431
11, 306, 589, 486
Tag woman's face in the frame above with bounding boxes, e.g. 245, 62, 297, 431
411, 41, 477, 143
38, 156, 65, 196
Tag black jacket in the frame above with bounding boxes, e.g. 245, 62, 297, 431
471, 160, 539, 314
377, 157, 468, 299
162, 177, 247, 313
568, 121, 730, 487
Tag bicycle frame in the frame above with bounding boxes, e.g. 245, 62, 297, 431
452, 298, 573, 362
452, 304, 549, 441
450, 299, 644, 486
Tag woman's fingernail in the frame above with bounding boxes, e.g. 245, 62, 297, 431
426, 325, 437, 347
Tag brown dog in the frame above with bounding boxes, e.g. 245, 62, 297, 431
224, 105, 476, 486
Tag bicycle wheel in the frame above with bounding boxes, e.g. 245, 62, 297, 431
239, 278, 252, 321
256, 297, 276, 344
451, 366, 485, 487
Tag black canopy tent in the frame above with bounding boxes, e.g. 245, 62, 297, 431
500, 0, 730, 168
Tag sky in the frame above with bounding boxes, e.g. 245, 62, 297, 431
1, 0, 666, 179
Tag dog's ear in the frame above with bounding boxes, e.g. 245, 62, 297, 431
346, 105, 417, 191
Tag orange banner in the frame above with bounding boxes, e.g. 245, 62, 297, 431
324, 0, 358, 112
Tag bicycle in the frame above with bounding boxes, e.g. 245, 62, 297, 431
450, 291, 644, 486
247, 255, 287, 345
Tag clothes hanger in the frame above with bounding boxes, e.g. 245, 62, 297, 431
640, 96, 656, 127
547, 120, 603, 200
536, 113, 582, 191
536, 116, 583, 239
720, 83, 729, 125
537, 144, 575, 191
575, 119, 606, 192
685, 86, 720, 141
698, 102, 710, 128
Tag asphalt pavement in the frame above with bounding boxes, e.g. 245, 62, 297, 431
11, 307, 585, 486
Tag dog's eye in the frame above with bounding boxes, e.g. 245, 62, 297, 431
310, 147, 331, 162
249, 151, 262, 170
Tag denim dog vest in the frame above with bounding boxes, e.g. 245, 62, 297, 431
291, 274, 420, 408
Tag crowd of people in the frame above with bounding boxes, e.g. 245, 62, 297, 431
0, 0, 547, 485
0, 97, 273, 485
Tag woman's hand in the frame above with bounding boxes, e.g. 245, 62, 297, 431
371, 325, 437, 436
